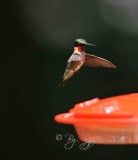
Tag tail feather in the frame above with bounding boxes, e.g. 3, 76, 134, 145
59, 79, 69, 87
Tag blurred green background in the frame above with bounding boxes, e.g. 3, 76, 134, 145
1, 0, 138, 159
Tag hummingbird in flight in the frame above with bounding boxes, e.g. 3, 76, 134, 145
59, 38, 116, 86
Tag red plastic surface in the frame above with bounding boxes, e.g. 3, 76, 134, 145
55, 93, 138, 125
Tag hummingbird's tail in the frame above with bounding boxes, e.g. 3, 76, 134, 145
59, 80, 68, 87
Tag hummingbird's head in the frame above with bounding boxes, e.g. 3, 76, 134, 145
74, 38, 96, 52
74, 38, 96, 47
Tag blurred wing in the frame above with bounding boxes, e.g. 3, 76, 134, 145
68, 52, 81, 62
83, 54, 116, 68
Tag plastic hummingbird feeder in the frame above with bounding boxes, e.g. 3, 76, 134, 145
55, 93, 138, 144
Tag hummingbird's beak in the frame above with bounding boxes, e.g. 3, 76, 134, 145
85, 43, 96, 46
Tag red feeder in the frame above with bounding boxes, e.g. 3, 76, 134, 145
55, 93, 138, 144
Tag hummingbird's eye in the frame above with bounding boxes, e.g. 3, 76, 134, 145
74, 42, 80, 47
74, 42, 84, 47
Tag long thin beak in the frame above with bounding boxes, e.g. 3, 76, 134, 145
86, 43, 96, 46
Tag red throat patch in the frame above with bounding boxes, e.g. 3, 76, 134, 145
74, 46, 85, 52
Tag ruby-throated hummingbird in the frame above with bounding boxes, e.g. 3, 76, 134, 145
59, 38, 116, 87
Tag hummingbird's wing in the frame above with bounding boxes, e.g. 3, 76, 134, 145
83, 54, 116, 68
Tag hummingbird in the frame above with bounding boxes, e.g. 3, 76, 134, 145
59, 38, 116, 87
